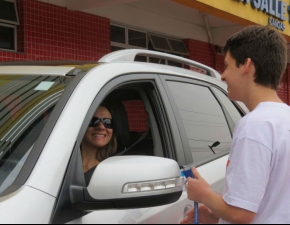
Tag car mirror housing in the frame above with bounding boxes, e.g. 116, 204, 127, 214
71, 156, 184, 211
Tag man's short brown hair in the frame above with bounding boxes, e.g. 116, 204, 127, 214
224, 25, 287, 90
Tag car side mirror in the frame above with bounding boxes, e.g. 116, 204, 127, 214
71, 156, 184, 211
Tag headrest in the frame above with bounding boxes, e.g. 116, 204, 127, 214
106, 101, 130, 150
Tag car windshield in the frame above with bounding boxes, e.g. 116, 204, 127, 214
0, 75, 72, 195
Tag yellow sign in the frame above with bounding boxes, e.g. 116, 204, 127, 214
172, 0, 290, 40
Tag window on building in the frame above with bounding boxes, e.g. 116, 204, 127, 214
111, 46, 125, 53
0, 0, 19, 25
148, 34, 171, 53
135, 55, 147, 62
0, 0, 19, 51
0, 23, 16, 51
148, 33, 189, 56
111, 24, 147, 51
149, 57, 166, 65
168, 38, 189, 55
110, 24, 188, 68
111, 25, 126, 44
168, 60, 183, 68
128, 29, 147, 48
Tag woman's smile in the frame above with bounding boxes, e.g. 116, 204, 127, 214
92, 134, 106, 138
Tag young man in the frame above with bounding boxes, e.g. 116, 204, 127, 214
181, 25, 290, 224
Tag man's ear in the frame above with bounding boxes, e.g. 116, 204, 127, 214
242, 58, 254, 75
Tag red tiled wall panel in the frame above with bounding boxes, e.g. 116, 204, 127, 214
278, 65, 290, 105
184, 39, 225, 74
17, 0, 25, 52
216, 54, 225, 74
288, 67, 290, 105
123, 101, 148, 133
0, 0, 110, 62
185, 39, 215, 69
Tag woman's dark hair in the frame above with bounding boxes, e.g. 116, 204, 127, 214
95, 133, 117, 162
95, 104, 117, 162
224, 25, 287, 90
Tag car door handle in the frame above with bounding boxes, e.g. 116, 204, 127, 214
183, 204, 193, 219
179, 204, 193, 223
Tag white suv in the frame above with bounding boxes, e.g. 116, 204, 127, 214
0, 50, 248, 224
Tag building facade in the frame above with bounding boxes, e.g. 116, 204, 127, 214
0, 0, 289, 128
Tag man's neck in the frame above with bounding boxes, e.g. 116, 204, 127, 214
244, 84, 283, 111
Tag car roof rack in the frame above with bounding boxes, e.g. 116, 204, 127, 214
98, 49, 221, 79
0, 66, 75, 76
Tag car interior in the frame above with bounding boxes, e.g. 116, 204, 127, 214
103, 88, 155, 157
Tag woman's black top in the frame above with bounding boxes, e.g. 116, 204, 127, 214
84, 166, 97, 186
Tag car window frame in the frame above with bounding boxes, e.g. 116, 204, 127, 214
51, 73, 186, 223
160, 75, 241, 166
74, 74, 186, 164
136, 87, 166, 158
211, 86, 246, 126
75, 74, 179, 159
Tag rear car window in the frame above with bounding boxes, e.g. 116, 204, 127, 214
166, 81, 233, 163
0, 75, 72, 195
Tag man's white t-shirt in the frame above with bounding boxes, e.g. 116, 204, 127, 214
219, 102, 290, 224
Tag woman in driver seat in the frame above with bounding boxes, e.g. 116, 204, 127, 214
81, 105, 117, 186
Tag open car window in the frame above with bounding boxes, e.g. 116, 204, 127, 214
102, 87, 155, 157
0, 75, 72, 195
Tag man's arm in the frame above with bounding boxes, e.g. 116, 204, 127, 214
187, 168, 256, 224
203, 190, 255, 224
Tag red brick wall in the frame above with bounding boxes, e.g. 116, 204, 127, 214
215, 54, 225, 74
0, 0, 110, 62
288, 67, 290, 105
184, 39, 225, 74
278, 65, 290, 105
123, 101, 148, 132
184, 39, 215, 67
17, 0, 25, 53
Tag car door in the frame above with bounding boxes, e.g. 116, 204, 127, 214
107, 74, 245, 224
156, 75, 245, 222
49, 72, 187, 224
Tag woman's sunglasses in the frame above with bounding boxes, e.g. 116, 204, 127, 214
89, 117, 114, 129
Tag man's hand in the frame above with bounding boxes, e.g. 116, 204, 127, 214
180, 205, 219, 224
186, 167, 212, 203
184, 168, 256, 224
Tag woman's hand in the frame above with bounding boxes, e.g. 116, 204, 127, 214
180, 205, 219, 224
